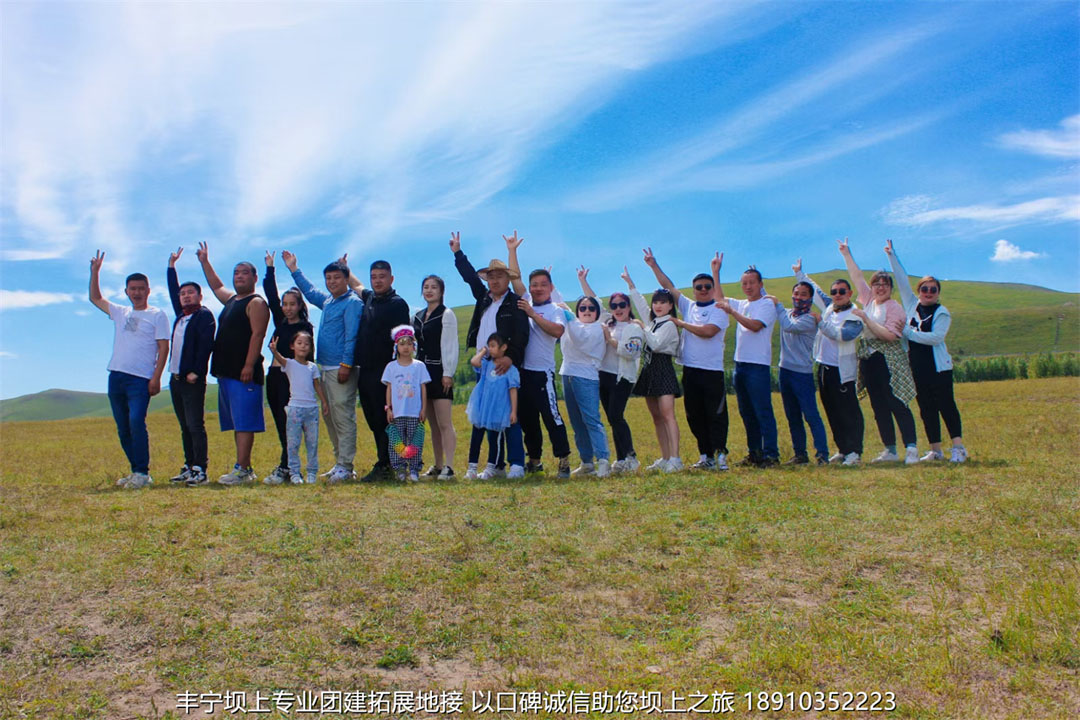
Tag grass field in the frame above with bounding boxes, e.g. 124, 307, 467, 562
1, 378, 1077, 719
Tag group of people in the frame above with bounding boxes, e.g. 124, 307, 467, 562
92, 233, 967, 489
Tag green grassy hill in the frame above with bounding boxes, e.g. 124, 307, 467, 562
3, 272, 1075, 422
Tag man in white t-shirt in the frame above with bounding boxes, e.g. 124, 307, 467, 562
506, 234, 572, 478
89, 251, 171, 489
644, 248, 732, 470
717, 267, 779, 467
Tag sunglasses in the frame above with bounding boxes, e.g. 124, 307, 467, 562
609, 301, 629, 309
579, 305, 599, 313
919, 285, 939, 294
694, 284, 713, 292
830, 288, 848, 296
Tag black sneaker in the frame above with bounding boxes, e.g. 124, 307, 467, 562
360, 464, 392, 483
438, 466, 456, 480
783, 455, 809, 465
526, 460, 545, 474
815, 455, 830, 466
737, 453, 763, 467
169, 466, 191, 483
557, 457, 571, 479
758, 456, 779, 469
184, 469, 209, 486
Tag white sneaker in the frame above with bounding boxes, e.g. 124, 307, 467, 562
595, 459, 611, 478
610, 459, 626, 474
920, 450, 945, 462
646, 458, 667, 471
423, 465, 441, 478
438, 466, 456, 480
326, 465, 354, 484
116, 473, 133, 487
871, 449, 900, 463
622, 456, 641, 473
463, 463, 479, 480
659, 458, 678, 473
949, 446, 968, 463
690, 455, 716, 470
571, 463, 595, 477
828, 452, 845, 464
305, 472, 317, 484
667, 457, 684, 472
184, 468, 208, 487
841, 452, 861, 466
904, 447, 919, 465
264, 467, 287, 485
715, 453, 729, 471
125, 472, 152, 489
506, 464, 525, 479
479, 463, 505, 480
289, 473, 303, 485
408, 471, 420, 483
218, 465, 256, 485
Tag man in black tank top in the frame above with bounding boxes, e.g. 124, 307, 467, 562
197, 243, 271, 486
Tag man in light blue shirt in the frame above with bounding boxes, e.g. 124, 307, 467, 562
283, 251, 363, 482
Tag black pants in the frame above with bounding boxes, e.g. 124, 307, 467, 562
358, 368, 391, 468
170, 376, 207, 470
681, 366, 729, 457
265, 366, 290, 469
860, 352, 917, 448
599, 371, 636, 460
817, 364, 863, 455
519, 369, 570, 461
911, 363, 962, 444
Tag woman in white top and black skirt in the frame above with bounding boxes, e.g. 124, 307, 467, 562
623, 266, 683, 472
413, 275, 460, 479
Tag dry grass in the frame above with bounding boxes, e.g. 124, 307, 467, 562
0, 377, 1077, 719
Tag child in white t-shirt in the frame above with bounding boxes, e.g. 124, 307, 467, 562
268, 331, 328, 484
382, 325, 431, 482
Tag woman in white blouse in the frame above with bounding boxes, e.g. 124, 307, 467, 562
556, 295, 612, 478
413, 275, 459, 479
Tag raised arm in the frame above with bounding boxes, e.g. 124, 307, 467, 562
196, 242, 234, 305
793, 258, 829, 311
504, 231, 527, 297
642, 247, 679, 295
837, 237, 871, 305
451, 232, 487, 301
884, 239, 917, 313
711, 252, 725, 300
263, 252, 284, 326
577, 265, 599, 299
167, 247, 184, 316
267, 336, 287, 366
88, 250, 110, 315
282, 251, 330, 309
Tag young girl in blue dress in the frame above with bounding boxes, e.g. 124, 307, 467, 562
464, 333, 522, 480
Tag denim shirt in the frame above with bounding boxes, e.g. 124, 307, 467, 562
290, 269, 363, 368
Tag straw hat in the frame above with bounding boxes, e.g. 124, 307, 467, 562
477, 259, 520, 280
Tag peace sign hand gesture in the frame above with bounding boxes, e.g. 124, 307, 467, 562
196, 241, 209, 264
449, 231, 461, 253
169, 247, 184, 268
642, 247, 658, 268
90, 249, 105, 273
265, 251, 275, 267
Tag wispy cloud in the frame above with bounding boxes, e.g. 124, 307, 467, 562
998, 115, 1080, 159
0, 290, 77, 311
883, 194, 1080, 226
991, 239, 1044, 262
0, 351, 17, 359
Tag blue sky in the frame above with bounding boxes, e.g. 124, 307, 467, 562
1, 1, 1077, 399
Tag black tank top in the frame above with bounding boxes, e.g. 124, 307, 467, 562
211, 294, 265, 384
414, 305, 445, 374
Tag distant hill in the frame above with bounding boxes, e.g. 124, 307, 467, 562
3, 271, 1076, 422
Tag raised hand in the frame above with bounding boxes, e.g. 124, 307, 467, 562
196, 241, 209, 264
837, 236, 851, 256
792, 257, 802, 274
449, 231, 461, 253
620, 265, 634, 288
269, 336, 278, 352
710, 251, 723, 275
90, 249, 105, 273
642, 247, 657, 267
503, 230, 523, 250
577, 265, 589, 282
281, 250, 298, 272
884, 239, 894, 256
169, 247, 184, 268
337, 253, 348, 267
265, 250, 275, 267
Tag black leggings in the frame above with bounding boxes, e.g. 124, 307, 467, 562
681, 366, 729, 457
911, 364, 962, 444
817, 364, 864, 456
860, 352, 917, 448
599, 371, 636, 460
265, 366, 290, 469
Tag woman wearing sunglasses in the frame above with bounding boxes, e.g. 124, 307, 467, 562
839, 238, 920, 464
556, 293, 613, 478
578, 266, 646, 473
885, 240, 967, 463
794, 260, 866, 465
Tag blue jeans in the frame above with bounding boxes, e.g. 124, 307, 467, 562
286, 405, 320, 475
562, 374, 609, 463
733, 362, 778, 460
108, 371, 151, 474
779, 368, 829, 460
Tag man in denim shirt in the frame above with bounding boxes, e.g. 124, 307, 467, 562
283, 251, 363, 483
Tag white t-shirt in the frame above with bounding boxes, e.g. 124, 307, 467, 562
522, 293, 566, 372
169, 314, 191, 375
477, 292, 507, 350
729, 297, 776, 366
107, 302, 171, 379
559, 316, 606, 381
381, 358, 431, 418
676, 294, 729, 371
284, 358, 320, 408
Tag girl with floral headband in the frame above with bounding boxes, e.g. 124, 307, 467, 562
381, 325, 431, 482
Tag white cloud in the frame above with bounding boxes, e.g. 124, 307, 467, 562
998, 115, 1080, 159
0, 290, 77, 311
990, 239, 1044, 263
0, 351, 16, 359
884, 195, 1080, 226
